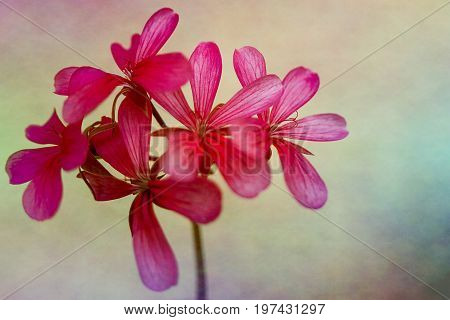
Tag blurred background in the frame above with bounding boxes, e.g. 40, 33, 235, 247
0, 0, 449, 299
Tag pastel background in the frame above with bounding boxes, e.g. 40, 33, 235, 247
0, 0, 449, 299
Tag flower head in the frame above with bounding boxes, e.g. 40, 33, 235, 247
5, 111, 88, 220
152, 42, 283, 197
233, 46, 349, 208
54, 8, 191, 123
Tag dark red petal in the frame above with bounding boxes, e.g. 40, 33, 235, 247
6, 147, 60, 185
273, 139, 327, 209
60, 122, 88, 171
132, 53, 191, 93
22, 157, 63, 221
80, 171, 136, 201
129, 192, 178, 291
134, 8, 179, 64
25, 110, 65, 145
151, 177, 221, 224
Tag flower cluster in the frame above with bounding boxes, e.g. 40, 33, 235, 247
6, 8, 348, 292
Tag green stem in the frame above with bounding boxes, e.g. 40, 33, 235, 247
192, 222, 207, 300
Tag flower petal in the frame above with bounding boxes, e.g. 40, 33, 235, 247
60, 122, 88, 171
151, 177, 221, 224
227, 118, 270, 160
150, 89, 195, 128
22, 157, 63, 221
269, 67, 320, 124
233, 46, 267, 87
111, 34, 140, 71
134, 8, 179, 64
190, 42, 222, 119
129, 192, 178, 291
273, 139, 327, 209
159, 129, 201, 181
118, 92, 152, 179
54, 67, 79, 96
6, 147, 60, 185
25, 110, 65, 145
208, 75, 282, 127
132, 52, 190, 93
205, 133, 270, 198
62, 67, 123, 123
80, 171, 136, 201
274, 113, 349, 141
91, 122, 137, 179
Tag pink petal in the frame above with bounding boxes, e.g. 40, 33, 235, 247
132, 53, 191, 93
62, 67, 123, 123
54, 67, 78, 96
22, 157, 63, 221
274, 113, 349, 141
208, 74, 282, 127
227, 118, 270, 160
273, 139, 327, 209
233, 46, 267, 86
91, 121, 137, 179
129, 192, 178, 291
205, 133, 271, 198
80, 171, 136, 201
134, 8, 179, 64
118, 92, 152, 179
159, 129, 202, 181
269, 67, 320, 124
189, 42, 222, 119
59, 122, 89, 171
150, 89, 196, 128
111, 34, 140, 71
6, 147, 60, 185
25, 110, 65, 145
151, 177, 221, 224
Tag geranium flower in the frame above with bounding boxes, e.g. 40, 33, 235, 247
5, 111, 88, 220
54, 8, 191, 123
233, 46, 349, 208
151, 42, 283, 197
80, 91, 221, 291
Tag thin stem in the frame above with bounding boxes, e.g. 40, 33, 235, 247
149, 100, 167, 128
192, 222, 207, 300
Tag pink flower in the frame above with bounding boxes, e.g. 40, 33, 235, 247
5, 111, 88, 220
233, 46, 349, 209
54, 8, 191, 123
80, 91, 221, 291
152, 42, 283, 198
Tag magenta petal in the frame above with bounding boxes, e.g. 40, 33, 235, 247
111, 33, 140, 71
233, 46, 267, 87
91, 122, 137, 179
62, 67, 123, 123
60, 122, 88, 171
206, 134, 271, 198
6, 147, 60, 185
134, 8, 179, 64
130, 192, 178, 291
227, 118, 270, 160
81, 171, 136, 201
208, 74, 282, 127
25, 110, 65, 145
151, 177, 221, 224
22, 158, 63, 221
159, 129, 201, 181
132, 53, 191, 93
54, 67, 78, 96
274, 139, 327, 209
189, 42, 222, 119
150, 89, 196, 128
274, 113, 349, 141
270, 67, 320, 124
118, 92, 152, 178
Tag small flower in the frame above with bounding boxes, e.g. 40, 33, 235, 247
5, 111, 88, 220
233, 46, 349, 208
152, 42, 283, 197
80, 91, 221, 291
54, 8, 191, 123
